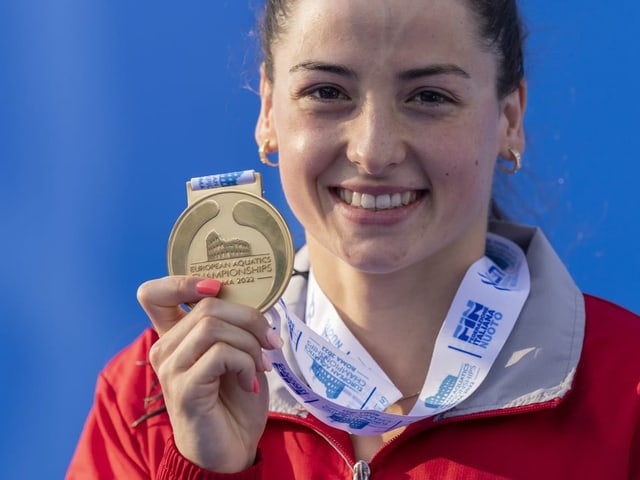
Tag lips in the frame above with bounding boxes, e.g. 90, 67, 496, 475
335, 188, 421, 211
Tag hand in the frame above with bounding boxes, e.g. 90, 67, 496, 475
137, 276, 282, 472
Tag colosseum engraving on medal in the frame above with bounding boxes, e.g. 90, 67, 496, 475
189, 228, 275, 288
206, 231, 252, 260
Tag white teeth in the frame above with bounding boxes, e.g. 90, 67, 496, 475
361, 193, 376, 209
375, 194, 391, 210
337, 188, 419, 210
352, 191, 362, 207
402, 191, 415, 205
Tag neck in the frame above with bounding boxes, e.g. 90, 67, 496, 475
306, 231, 486, 395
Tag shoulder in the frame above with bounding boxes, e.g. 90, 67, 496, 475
583, 294, 640, 343
68, 328, 170, 478
579, 294, 640, 387
98, 328, 166, 428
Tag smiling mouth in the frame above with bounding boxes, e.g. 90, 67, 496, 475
335, 188, 424, 211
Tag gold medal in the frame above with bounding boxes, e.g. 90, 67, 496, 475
167, 170, 294, 312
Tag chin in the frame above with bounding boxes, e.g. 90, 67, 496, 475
338, 243, 415, 274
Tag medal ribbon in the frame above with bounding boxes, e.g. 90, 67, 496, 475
264, 233, 530, 435
190, 170, 255, 190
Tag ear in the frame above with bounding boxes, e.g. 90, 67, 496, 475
498, 80, 527, 158
255, 63, 278, 151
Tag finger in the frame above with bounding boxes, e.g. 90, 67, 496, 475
169, 314, 268, 374
137, 276, 220, 335
188, 342, 258, 394
149, 296, 279, 372
189, 297, 283, 351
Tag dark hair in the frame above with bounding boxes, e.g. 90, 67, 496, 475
258, 0, 291, 83
465, 0, 526, 98
259, 0, 526, 99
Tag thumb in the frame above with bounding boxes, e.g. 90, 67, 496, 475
136, 276, 221, 335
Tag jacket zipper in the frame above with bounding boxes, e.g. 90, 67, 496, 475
270, 412, 370, 478
312, 425, 371, 479
352, 460, 371, 480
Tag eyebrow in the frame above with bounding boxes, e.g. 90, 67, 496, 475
289, 61, 470, 81
398, 64, 470, 81
289, 61, 357, 78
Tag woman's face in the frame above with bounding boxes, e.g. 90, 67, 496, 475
256, 0, 525, 274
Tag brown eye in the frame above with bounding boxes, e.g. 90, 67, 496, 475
411, 90, 452, 105
309, 85, 348, 100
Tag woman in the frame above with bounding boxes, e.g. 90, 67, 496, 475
67, 0, 640, 478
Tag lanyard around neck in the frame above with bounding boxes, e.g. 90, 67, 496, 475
264, 233, 531, 435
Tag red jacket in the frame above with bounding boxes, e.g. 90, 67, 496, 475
67, 225, 640, 479
66, 295, 640, 479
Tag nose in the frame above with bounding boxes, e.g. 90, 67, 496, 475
346, 101, 407, 175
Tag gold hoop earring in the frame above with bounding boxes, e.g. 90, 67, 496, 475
499, 147, 522, 175
259, 139, 278, 167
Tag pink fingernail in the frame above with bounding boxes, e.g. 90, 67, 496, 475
196, 279, 221, 296
253, 376, 260, 394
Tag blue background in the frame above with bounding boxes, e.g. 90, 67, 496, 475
1, 1, 638, 477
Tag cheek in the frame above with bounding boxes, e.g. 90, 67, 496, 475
272, 88, 338, 173
277, 136, 328, 225
274, 111, 335, 208
278, 153, 305, 209
431, 123, 498, 210
278, 135, 325, 188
